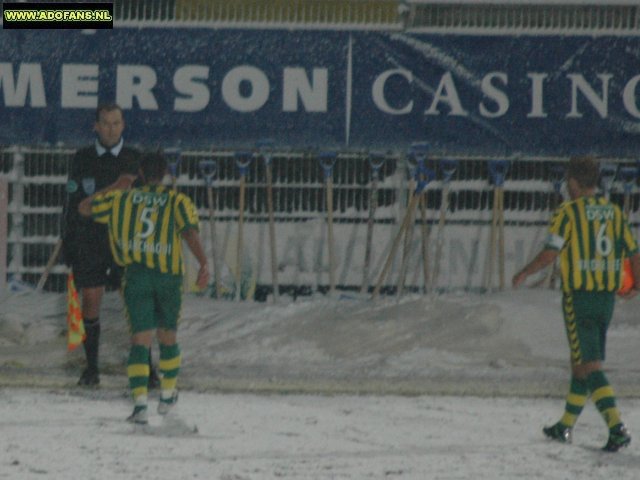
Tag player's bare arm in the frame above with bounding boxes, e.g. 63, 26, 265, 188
77, 173, 137, 217
512, 249, 559, 288
181, 227, 210, 290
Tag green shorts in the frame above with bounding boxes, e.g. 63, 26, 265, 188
123, 263, 183, 335
562, 290, 615, 364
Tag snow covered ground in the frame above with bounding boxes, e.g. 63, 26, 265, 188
3, 389, 640, 480
1, 287, 640, 479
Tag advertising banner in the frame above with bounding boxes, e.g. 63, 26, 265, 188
1, 29, 639, 156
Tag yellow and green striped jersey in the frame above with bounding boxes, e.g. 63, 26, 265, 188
546, 195, 638, 292
90, 185, 200, 275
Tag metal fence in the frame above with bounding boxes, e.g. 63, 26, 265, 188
405, 3, 640, 33
14, 1, 639, 33
3, 3, 640, 297
2, 146, 639, 296
119, 1, 640, 33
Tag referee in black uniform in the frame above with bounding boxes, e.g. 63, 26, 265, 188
62, 103, 158, 386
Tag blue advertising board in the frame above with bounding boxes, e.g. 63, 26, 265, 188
1, 28, 640, 156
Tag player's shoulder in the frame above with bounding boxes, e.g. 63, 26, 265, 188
591, 195, 622, 214
95, 188, 123, 202
174, 189, 194, 202
559, 196, 600, 211
553, 199, 576, 215
174, 191, 197, 211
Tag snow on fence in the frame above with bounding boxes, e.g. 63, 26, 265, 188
1, 145, 638, 297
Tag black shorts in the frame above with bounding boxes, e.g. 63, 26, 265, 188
71, 239, 123, 290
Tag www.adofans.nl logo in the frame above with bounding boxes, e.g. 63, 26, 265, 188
2, 2, 113, 29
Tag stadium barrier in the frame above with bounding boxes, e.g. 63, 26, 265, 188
2, 145, 638, 297
405, 3, 640, 33
118, 1, 639, 33
19, 1, 638, 32
2, 2, 640, 296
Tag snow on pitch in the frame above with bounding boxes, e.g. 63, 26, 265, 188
2, 288, 640, 479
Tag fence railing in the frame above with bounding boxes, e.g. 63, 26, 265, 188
11, 1, 637, 33
405, 2, 640, 33
116, 0, 401, 28
2, 146, 639, 297
116, 1, 640, 33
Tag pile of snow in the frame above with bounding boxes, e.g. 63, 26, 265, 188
2, 287, 640, 396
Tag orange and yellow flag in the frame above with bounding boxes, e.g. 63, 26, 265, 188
66, 272, 85, 351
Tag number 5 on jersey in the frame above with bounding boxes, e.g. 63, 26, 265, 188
137, 207, 156, 239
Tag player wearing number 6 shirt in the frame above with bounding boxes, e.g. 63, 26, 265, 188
78, 151, 209, 424
513, 156, 640, 452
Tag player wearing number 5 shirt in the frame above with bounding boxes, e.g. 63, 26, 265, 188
79, 151, 209, 424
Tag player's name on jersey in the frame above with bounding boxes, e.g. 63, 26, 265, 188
578, 258, 621, 273
131, 192, 169, 207
585, 205, 614, 222
119, 238, 172, 256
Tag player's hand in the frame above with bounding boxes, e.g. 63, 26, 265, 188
512, 271, 527, 288
619, 287, 640, 300
196, 263, 210, 290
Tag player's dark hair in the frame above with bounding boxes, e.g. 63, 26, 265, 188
567, 156, 599, 189
95, 103, 123, 122
140, 151, 168, 182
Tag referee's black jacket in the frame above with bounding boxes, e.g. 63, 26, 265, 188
61, 143, 140, 265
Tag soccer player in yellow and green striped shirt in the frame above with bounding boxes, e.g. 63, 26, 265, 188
513, 156, 640, 452
79, 151, 209, 424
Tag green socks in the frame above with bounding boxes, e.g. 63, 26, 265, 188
560, 376, 588, 428
159, 343, 181, 394
559, 371, 623, 432
587, 370, 622, 430
127, 344, 150, 403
